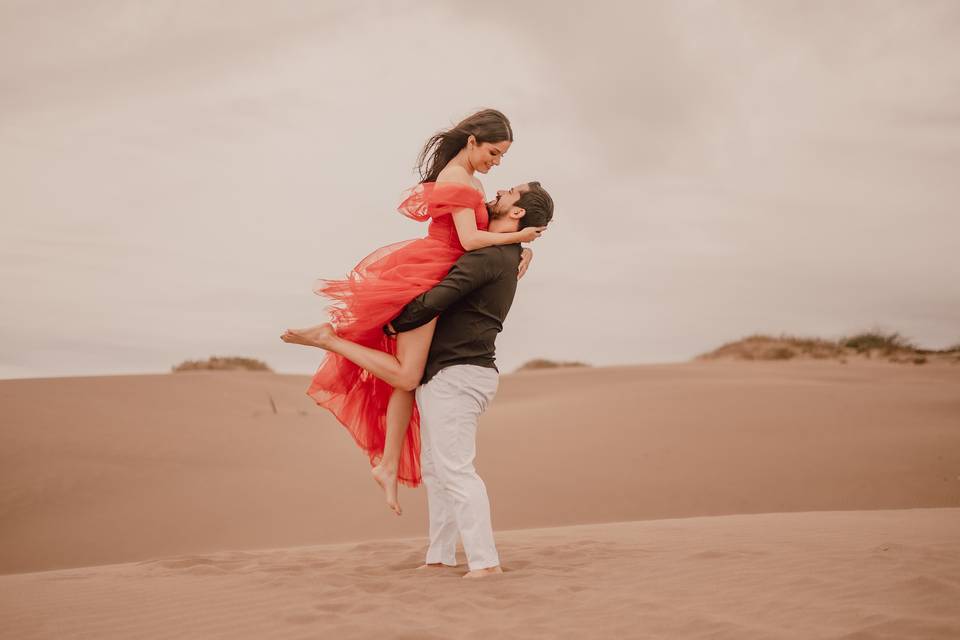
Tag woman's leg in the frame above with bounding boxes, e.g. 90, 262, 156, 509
372, 390, 414, 515
281, 320, 436, 391
370, 321, 437, 515
281, 320, 437, 515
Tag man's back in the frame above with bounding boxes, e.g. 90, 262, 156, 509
388, 244, 523, 385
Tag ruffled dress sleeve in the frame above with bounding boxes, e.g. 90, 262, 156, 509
397, 182, 483, 222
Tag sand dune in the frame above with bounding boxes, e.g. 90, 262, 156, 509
2, 360, 958, 577
1, 508, 958, 639
2, 360, 959, 637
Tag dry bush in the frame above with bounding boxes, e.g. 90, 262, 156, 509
172, 356, 273, 372
516, 358, 590, 372
697, 329, 953, 365
697, 333, 843, 361
765, 347, 796, 360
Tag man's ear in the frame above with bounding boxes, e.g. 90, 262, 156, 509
511, 207, 526, 220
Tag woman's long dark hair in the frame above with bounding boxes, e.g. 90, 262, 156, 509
416, 109, 513, 183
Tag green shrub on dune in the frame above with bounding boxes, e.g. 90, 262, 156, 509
516, 359, 590, 372
840, 331, 915, 354
697, 330, 956, 365
172, 356, 273, 372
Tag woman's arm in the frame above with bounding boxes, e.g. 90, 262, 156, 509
451, 209, 541, 251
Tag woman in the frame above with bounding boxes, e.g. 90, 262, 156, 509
281, 109, 544, 515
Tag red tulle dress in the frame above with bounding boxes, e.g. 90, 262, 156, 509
307, 182, 488, 488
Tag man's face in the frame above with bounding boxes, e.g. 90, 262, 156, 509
487, 183, 530, 218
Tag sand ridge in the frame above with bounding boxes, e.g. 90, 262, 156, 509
1, 360, 959, 637
1, 360, 958, 575
1, 508, 958, 639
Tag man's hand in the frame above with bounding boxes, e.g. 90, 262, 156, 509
518, 247, 533, 280
518, 226, 546, 243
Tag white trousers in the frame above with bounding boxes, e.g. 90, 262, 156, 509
416, 364, 500, 571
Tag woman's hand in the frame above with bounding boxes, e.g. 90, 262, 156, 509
518, 226, 546, 243
518, 247, 534, 280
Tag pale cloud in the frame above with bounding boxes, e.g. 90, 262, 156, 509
1, 1, 958, 379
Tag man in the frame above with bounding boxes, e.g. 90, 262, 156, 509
384, 181, 553, 578
282, 180, 554, 579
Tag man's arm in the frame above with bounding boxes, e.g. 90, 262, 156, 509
385, 249, 494, 334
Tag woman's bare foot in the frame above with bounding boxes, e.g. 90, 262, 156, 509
280, 323, 336, 349
415, 563, 448, 570
371, 463, 402, 516
463, 566, 503, 579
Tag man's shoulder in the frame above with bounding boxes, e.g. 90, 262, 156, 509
461, 245, 520, 270
461, 245, 520, 281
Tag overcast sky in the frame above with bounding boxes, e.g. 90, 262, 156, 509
1, 0, 958, 379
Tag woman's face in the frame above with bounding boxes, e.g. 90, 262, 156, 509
469, 139, 511, 174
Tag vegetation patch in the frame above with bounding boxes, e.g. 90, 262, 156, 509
697, 330, 957, 365
516, 358, 590, 372
172, 356, 273, 372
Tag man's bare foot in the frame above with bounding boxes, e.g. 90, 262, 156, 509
463, 566, 503, 579
280, 323, 336, 349
370, 464, 402, 515
415, 563, 449, 570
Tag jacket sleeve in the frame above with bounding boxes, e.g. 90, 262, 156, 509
385, 249, 494, 334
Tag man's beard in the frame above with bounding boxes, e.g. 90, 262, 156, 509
486, 195, 508, 220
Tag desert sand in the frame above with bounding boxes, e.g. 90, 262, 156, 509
2, 359, 959, 638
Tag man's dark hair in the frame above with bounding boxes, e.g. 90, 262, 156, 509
517, 181, 554, 230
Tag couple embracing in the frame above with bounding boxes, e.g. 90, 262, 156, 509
282, 109, 555, 579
